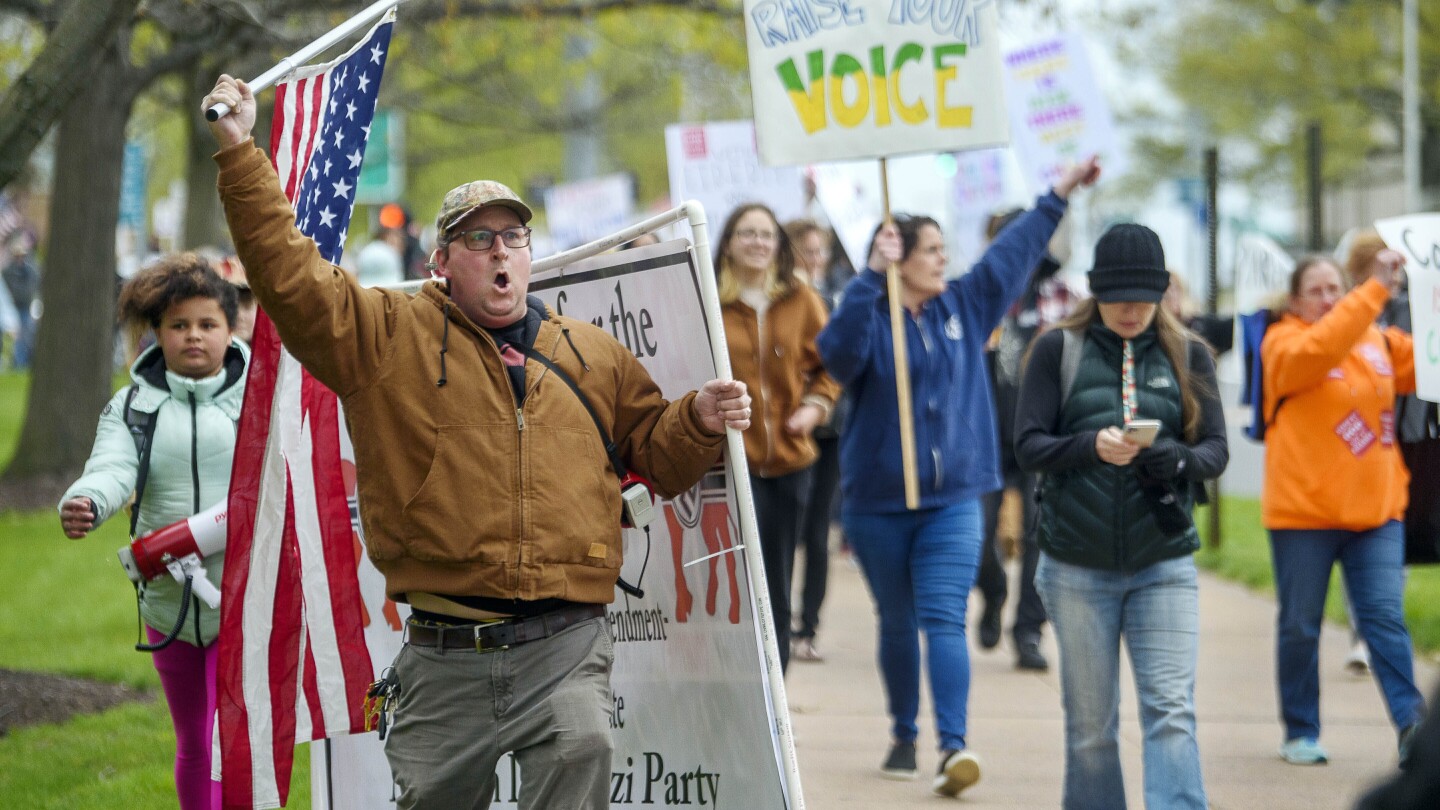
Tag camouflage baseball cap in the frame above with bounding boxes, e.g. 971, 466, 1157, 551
436, 180, 533, 237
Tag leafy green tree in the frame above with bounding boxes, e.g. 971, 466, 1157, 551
1116, 0, 1439, 205
380, 5, 749, 228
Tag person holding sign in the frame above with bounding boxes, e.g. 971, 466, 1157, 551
1261, 254, 1425, 768
202, 75, 753, 810
817, 158, 1099, 797
1015, 224, 1228, 810
715, 204, 840, 673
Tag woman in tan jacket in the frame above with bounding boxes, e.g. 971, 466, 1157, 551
716, 203, 839, 672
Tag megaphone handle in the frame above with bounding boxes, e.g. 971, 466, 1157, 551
189, 571, 221, 610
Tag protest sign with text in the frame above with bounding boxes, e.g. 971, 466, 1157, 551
545, 173, 637, 251
313, 239, 795, 809
1001, 34, 1125, 194
1233, 232, 1294, 315
1376, 214, 1440, 403
743, 0, 1008, 166
664, 120, 806, 240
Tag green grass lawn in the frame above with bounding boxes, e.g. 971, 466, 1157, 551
0, 370, 311, 808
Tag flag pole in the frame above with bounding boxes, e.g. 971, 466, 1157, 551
879, 157, 920, 509
205, 0, 400, 121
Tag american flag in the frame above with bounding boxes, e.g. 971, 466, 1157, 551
219, 10, 393, 810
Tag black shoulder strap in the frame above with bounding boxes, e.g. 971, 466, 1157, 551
505, 341, 628, 481
123, 386, 159, 538
1059, 328, 1083, 410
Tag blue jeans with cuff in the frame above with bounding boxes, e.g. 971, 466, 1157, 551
1270, 520, 1424, 742
1036, 553, 1207, 810
844, 499, 981, 752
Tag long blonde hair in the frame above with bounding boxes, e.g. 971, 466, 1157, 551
1048, 299, 1212, 442
714, 203, 798, 305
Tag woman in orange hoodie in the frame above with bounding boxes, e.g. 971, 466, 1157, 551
716, 203, 840, 673
1262, 252, 1424, 767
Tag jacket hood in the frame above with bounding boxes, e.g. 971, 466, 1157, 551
130, 337, 250, 397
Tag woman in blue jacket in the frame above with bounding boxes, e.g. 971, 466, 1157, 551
59, 255, 248, 810
817, 158, 1098, 798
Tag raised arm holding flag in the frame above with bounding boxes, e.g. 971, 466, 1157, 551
203, 19, 751, 809
208, 10, 396, 810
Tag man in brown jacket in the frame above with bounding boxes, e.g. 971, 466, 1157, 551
203, 75, 751, 810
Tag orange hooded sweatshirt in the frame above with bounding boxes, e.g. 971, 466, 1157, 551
1261, 277, 1415, 531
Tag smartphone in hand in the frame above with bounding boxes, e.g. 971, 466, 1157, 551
1122, 419, 1161, 448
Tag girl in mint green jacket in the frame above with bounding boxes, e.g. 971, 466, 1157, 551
59, 254, 248, 810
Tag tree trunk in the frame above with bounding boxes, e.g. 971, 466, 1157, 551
0, 0, 142, 192
183, 65, 227, 251
183, 58, 277, 250
1, 45, 138, 504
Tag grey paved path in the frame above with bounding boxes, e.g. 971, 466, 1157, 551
784, 552, 1435, 808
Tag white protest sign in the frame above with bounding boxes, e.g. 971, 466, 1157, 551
743, 0, 1008, 166
1376, 214, 1440, 403
314, 240, 794, 809
1233, 232, 1294, 314
1001, 34, 1125, 195
811, 153, 951, 274
545, 173, 636, 251
948, 146, 1016, 269
664, 120, 806, 238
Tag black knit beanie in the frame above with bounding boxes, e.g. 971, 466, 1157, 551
1087, 223, 1169, 304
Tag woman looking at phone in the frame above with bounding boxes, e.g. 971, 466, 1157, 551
1014, 223, 1228, 810
1261, 253, 1424, 767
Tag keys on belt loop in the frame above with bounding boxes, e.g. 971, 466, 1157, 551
363, 667, 400, 739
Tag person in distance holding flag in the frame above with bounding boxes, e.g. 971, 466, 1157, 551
202, 75, 751, 809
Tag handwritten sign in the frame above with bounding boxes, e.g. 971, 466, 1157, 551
1000, 34, 1125, 194
1376, 214, 1440, 403
664, 120, 806, 239
1233, 232, 1294, 315
743, 0, 1008, 166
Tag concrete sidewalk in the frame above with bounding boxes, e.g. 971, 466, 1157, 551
784, 553, 1436, 809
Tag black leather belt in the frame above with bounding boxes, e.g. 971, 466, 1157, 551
405, 604, 605, 653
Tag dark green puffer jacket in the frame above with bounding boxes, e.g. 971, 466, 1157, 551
1014, 322, 1229, 572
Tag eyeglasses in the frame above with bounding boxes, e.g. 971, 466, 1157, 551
1297, 285, 1342, 301
452, 227, 532, 252
734, 228, 777, 243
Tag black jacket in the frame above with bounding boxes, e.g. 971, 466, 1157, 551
1014, 322, 1229, 571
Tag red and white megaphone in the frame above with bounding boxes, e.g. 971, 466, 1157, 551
117, 499, 227, 609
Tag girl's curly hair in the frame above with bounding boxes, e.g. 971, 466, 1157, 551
117, 253, 239, 329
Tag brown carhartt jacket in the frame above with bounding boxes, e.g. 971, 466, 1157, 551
722, 283, 840, 478
215, 141, 724, 605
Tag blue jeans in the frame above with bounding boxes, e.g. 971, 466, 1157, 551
1270, 521, 1424, 741
1036, 554, 1206, 810
844, 500, 981, 752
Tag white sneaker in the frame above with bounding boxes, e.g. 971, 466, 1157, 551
1345, 641, 1371, 676
933, 749, 981, 797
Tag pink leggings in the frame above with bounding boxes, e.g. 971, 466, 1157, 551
146, 627, 222, 810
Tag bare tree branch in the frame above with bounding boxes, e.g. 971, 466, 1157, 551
0, 0, 143, 190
